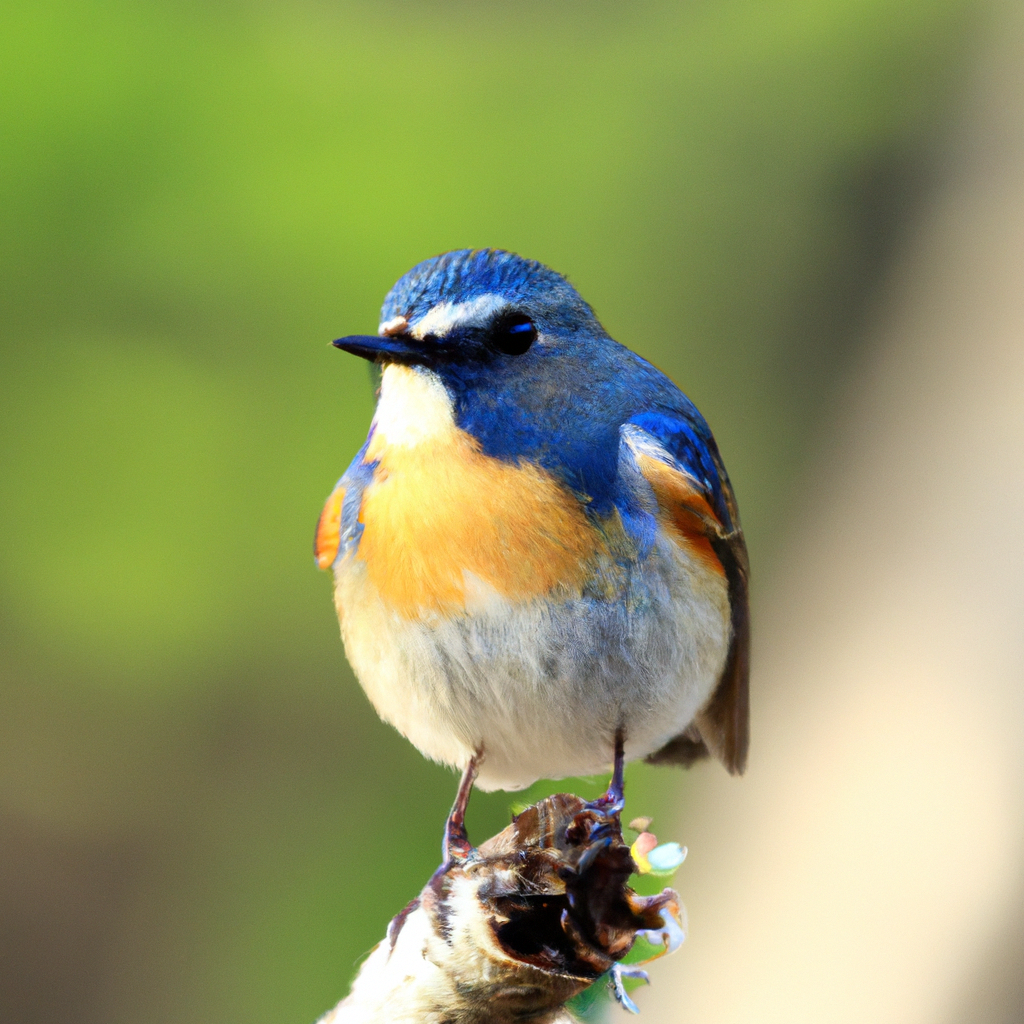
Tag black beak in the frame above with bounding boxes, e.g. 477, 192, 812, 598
332, 334, 430, 365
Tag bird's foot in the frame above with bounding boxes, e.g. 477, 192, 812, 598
607, 962, 650, 1014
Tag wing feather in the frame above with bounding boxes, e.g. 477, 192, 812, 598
314, 439, 376, 570
622, 417, 750, 774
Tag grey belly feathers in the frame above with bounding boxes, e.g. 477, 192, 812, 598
334, 531, 730, 791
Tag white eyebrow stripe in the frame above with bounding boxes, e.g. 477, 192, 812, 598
406, 293, 510, 339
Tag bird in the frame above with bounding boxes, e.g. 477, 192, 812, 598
315, 249, 749, 831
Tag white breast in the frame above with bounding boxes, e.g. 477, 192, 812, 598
334, 530, 730, 792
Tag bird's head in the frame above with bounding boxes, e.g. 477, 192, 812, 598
333, 249, 670, 514
333, 248, 608, 385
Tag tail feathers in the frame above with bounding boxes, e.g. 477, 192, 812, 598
644, 725, 711, 769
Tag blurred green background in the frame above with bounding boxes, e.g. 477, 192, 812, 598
0, 1, 979, 1021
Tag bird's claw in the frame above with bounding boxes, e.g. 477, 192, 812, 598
608, 963, 650, 1014
575, 834, 613, 875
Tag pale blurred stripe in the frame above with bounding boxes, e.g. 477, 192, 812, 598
644, 3, 1024, 1022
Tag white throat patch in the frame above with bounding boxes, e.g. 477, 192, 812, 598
373, 365, 456, 449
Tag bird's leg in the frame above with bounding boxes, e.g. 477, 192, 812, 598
596, 729, 626, 812
441, 751, 480, 865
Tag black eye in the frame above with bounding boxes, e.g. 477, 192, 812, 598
492, 313, 537, 355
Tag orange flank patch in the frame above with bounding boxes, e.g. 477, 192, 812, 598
315, 484, 346, 569
356, 432, 601, 616
635, 454, 726, 576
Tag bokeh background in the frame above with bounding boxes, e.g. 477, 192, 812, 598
3, 0, 1022, 1022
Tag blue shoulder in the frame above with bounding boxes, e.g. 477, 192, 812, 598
624, 407, 737, 535
314, 437, 375, 569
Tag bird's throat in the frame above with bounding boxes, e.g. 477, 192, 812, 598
368, 365, 457, 453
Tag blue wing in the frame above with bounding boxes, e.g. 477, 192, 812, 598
314, 438, 376, 570
621, 410, 750, 774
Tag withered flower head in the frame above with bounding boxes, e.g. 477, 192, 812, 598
324, 793, 682, 1024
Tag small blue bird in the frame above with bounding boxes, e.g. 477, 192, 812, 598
316, 249, 748, 825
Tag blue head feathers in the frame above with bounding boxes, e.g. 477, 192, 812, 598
380, 249, 600, 336
334, 249, 724, 530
